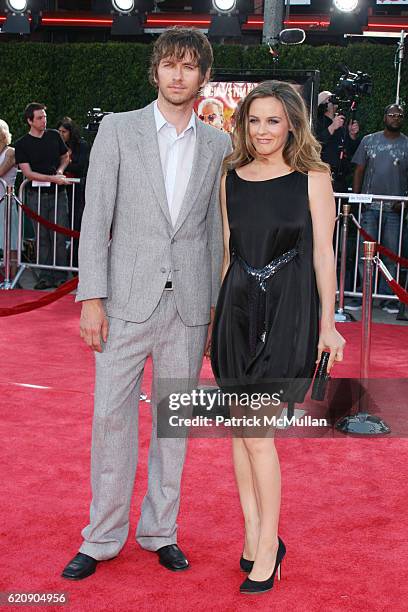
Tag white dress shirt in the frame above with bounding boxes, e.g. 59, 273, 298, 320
153, 100, 196, 227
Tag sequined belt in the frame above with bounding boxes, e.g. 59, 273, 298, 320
234, 248, 298, 356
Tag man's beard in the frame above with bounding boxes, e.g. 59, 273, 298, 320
386, 123, 401, 133
161, 87, 199, 107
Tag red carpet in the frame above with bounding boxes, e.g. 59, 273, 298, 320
1, 290, 408, 611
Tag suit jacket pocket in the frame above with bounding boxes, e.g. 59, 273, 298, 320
107, 251, 137, 307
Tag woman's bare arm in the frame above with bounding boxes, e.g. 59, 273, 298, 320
309, 170, 346, 371
0, 148, 15, 177
220, 173, 230, 283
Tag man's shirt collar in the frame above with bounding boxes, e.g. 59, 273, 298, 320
154, 100, 196, 136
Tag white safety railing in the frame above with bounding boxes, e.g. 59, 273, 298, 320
17, 178, 81, 274
2, 184, 407, 297
333, 192, 407, 303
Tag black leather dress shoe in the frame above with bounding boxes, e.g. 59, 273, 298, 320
61, 553, 98, 580
156, 544, 189, 571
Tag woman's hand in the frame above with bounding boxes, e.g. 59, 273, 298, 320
317, 327, 346, 373
204, 307, 215, 358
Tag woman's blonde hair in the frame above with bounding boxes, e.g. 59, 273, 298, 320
0, 120, 12, 148
225, 80, 329, 175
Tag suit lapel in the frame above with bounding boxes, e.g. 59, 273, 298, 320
173, 119, 213, 234
136, 103, 173, 227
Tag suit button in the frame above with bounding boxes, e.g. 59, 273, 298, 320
171, 238, 175, 244
160, 267, 166, 273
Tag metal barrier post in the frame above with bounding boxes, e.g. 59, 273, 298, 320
12, 184, 29, 288
335, 203, 353, 322
0, 182, 28, 289
0, 178, 8, 284
360, 242, 375, 388
336, 241, 390, 434
0, 185, 13, 290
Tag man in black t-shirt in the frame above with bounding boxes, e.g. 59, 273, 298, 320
15, 102, 71, 289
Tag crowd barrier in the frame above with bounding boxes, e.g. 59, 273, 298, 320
1, 183, 407, 303
1, 182, 408, 435
333, 192, 407, 307
0, 177, 81, 289
16, 178, 81, 283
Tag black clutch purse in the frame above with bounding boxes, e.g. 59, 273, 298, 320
311, 351, 331, 401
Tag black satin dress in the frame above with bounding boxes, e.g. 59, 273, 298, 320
211, 169, 319, 403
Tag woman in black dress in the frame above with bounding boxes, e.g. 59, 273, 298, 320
210, 81, 346, 594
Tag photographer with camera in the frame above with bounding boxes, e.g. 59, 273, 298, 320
316, 90, 360, 192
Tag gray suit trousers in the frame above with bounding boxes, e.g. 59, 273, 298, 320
79, 291, 207, 560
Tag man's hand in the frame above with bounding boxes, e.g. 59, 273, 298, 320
348, 120, 360, 140
204, 306, 216, 358
328, 115, 345, 135
52, 174, 69, 185
80, 298, 109, 352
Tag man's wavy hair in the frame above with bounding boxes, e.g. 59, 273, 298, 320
225, 80, 330, 175
23, 102, 46, 124
149, 26, 213, 89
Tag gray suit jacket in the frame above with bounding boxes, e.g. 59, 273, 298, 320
76, 101, 231, 326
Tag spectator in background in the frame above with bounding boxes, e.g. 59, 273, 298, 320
316, 90, 360, 192
0, 119, 18, 279
347, 103, 408, 314
14, 103, 70, 290
57, 117, 90, 268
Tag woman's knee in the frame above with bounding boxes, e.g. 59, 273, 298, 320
242, 436, 275, 456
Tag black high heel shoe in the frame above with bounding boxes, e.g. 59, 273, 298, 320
240, 537, 286, 594
239, 556, 254, 573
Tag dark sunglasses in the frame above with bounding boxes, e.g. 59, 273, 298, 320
199, 114, 219, 122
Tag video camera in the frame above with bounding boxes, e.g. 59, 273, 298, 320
328, 65, 373, 117
84, 108, 113, 134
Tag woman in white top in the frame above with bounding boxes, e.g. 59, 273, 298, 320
0, 119, 18, 278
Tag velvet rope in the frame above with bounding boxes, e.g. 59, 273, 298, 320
0, 277, 78, 317
386, 279, 408, 305
19, 202, 80, 239
356, 222, 408, 268
375, 257, 408, 306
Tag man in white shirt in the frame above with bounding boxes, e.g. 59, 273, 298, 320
62, 27, 231, 580
154, 100, 197, 227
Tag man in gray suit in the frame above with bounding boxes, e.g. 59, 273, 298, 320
62, 27, 231, 580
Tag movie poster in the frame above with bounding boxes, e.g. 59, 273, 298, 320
194, 81, 260, 134
194, 80, 307, 133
